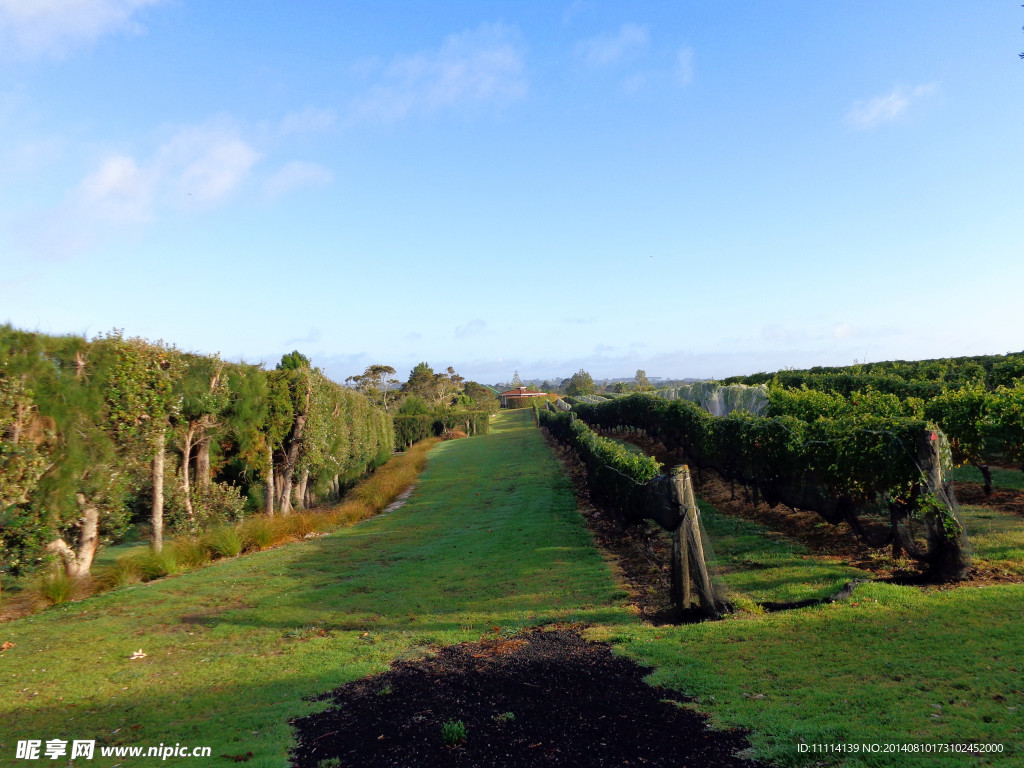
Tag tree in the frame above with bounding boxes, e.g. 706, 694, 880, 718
435, 366, 465, 405
511, 370, 523, 387
403, 362, 437, 402
564, 369, 595, 397
635, 369, 652, 391
172, 354, 231, 527
463, 381, 500, 413
278, 350, 311, 371
273, 355, 313, 515
102, 334, 183, 554
346, 364, 398, 411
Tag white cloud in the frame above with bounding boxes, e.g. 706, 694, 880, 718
845, 82, 938, 130
674, 46, 695, 86
0, 0, 166, 59
575, 23, 649, 67
263, 161, 333, 199
832, 323, 854, 339
350, 23, 527, 123
77, 153, 153, 222
158, 123, 261, 206
74, 118, 260, 225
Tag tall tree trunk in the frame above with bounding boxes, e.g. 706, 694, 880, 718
265, 444, 275, 517
152, 428, 165, 553
181, 426, 195, 521
295, 468, 309, 510
46, 493, 100, 578
196, 435, 212, 489
278, 413, 307, 516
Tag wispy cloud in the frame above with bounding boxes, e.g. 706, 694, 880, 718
77, 153, 154, 223
76, 116, 260, 223
12, 116, 261, 258
456, 319, 487, 338
845, 83, 938, 130
0, 0, 167, 59
262, 161, 333, 199
350, 22, 527, 123
575, 23, 649, 67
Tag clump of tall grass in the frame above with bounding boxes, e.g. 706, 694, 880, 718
172, 537, 211, 568
282, 512, 319, 539
239, 516, 278, 552
95, 558, 144, 590
35, 570, 80, 606
130, 548, 180, 579
204, 525, 243, 559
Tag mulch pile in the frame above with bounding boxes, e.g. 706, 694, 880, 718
289, 628, 766, 768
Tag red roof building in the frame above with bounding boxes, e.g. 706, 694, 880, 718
499, 386, 547, 408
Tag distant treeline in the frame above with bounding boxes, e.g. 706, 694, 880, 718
714, 352, 1024, 492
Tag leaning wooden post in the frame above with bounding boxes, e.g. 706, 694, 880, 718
670, 467, 691, 610
681, 465, 719, 614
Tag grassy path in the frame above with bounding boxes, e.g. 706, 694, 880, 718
1, 410, 626, 767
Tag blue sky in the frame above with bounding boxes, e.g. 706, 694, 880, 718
2, 1, 1022, 385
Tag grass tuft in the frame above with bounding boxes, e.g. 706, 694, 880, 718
203, 526, 244, 559
239, 516, 278, 552
172, 537, 211, 568
35, 570, 79, 606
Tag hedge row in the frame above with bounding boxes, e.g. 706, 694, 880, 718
539, 410, 662, 523
392, 410, 491, 448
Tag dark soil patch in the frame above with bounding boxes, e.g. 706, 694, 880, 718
956, 481, 1024, 518
289, 628, 766, 768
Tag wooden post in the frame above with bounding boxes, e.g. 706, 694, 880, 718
670, 467, 692, 610
682, 466, 717, 614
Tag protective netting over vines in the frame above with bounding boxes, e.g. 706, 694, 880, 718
656, 382, 769, 417
539, 409, 732, 616
571, 394, 971, 581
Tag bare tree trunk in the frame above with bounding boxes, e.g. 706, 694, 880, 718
279, 471, 294, 515
46, 493, 100, 578
181, 426, 195, 520
196, 436, 211, 489
264, 444, 275, 517
152, 429, 165, 553
278, 413, 307, 516
295, 468, 309, 510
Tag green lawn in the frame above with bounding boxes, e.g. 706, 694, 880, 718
2, 410, 1021, 767
953, 464, 1024, 491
